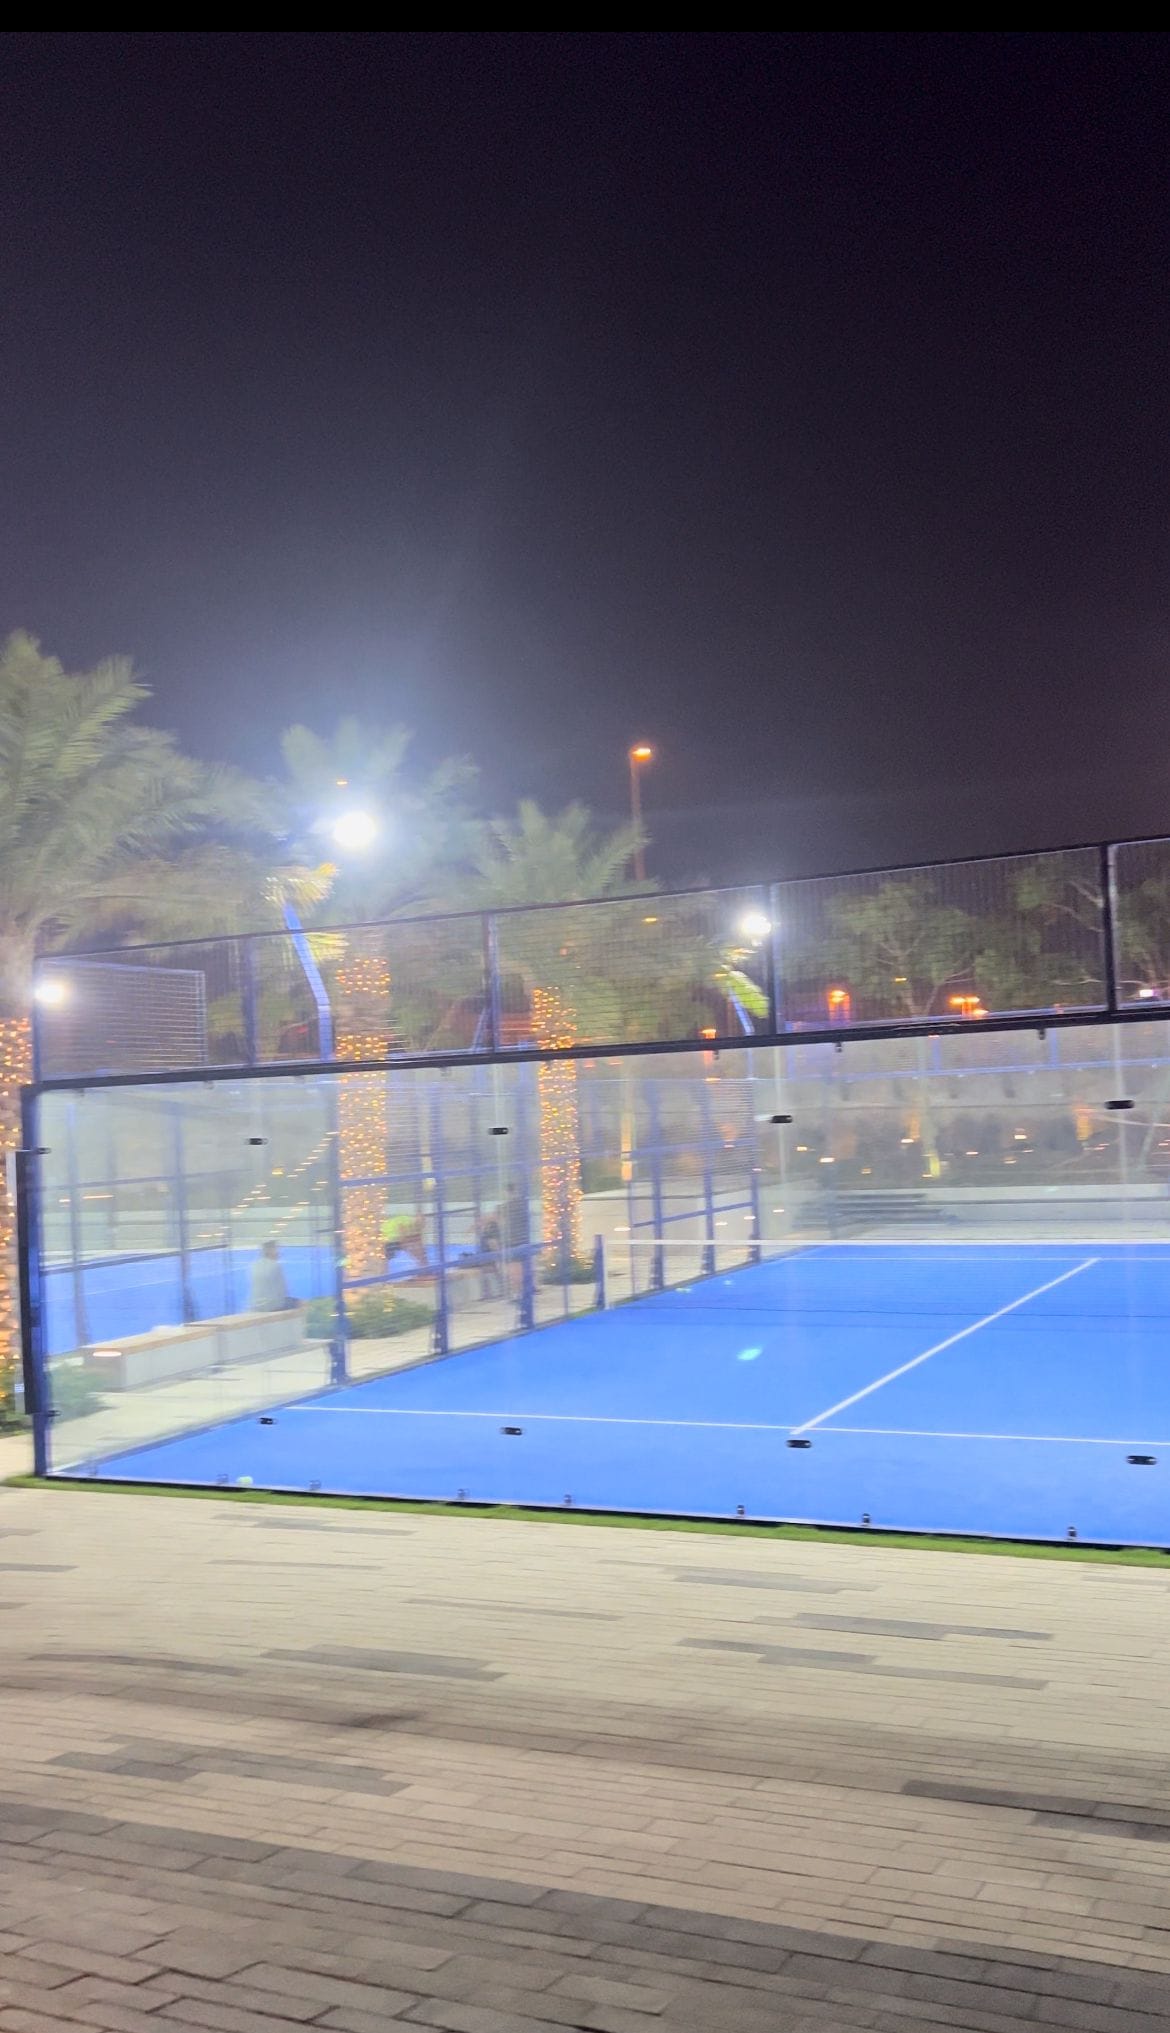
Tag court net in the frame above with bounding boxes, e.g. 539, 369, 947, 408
597, 1232, 1170, 1323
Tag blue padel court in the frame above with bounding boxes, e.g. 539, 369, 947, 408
60, 1239, 1170, 1546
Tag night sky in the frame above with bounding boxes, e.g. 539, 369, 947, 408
3, 32, 1169, 884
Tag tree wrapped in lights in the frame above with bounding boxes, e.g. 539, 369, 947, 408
531, 986, 581, 1261
335, 943, 392, 1277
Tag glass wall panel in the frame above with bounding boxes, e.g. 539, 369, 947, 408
30, 1018, 1170, 1545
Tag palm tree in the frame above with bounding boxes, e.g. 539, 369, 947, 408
460, 802, 646, 1261
278, 720, 478, 1274
282, 717, 476, 923
0, 632, 277, 1403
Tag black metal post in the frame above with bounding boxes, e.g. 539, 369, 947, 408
767, 882, 784, 1035
240, 936, 260, 1065
482, 913, 503, 1054
1100, 843, 1120, 1015
64, 1095, 90, 1347
16, 1089, 47, 1476
168, 1098, 197, 1322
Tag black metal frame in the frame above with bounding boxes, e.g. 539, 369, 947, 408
25, 996, 1169, 1098
34, 829, 1166, 1089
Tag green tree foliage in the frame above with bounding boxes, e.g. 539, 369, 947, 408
281, 718, 476, 923
0, 631, 278, 1402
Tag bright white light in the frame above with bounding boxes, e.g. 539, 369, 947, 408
330, 809, 379, 854
739, 911, 771, 941
34, 977, 69, 1009
1137, 986, 1157, 1000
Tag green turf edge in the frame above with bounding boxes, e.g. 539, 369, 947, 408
7, 1473, 1170, 1565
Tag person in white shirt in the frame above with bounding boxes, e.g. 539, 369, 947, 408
249, 1239, 294, 1313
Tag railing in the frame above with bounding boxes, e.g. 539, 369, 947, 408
31, 834, 1170, 1079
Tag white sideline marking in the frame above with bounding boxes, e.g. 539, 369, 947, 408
279, 1400, 1155, 1447
819, 1426, 1168, 1447
791, 1259, 1098, 1436
287, 1406, 797, 1431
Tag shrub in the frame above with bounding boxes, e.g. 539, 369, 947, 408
540, 1253, 597, 1287
305, 1290, 433, 1340
47, 1360, 109, 1421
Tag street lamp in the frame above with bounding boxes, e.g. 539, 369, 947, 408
33, 976, 69, 1009
329, 808, 379, 854
628, 745, 654, 882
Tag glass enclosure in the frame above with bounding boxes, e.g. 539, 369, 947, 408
26, 1016, 1170, 1545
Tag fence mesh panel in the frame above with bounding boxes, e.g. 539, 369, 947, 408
32, 844, 1133, 1079
493, 887, 773, 1049
775, 846, 1107, 1027
1110, 839, 1170, 1006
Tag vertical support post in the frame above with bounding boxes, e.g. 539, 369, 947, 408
16, 1089, 47, 1477
593, 1232, 605, 1311
168, 1098, 197, 1323
647, 1079, 665, 1291
240, 936, 260, 1066
283, 901, 334, 1059
515, 1066, 535, 1329
64, 1096, 90, 1347
747, 1049, 763, 1265
428, 1083, 450, 1359
697, 1071, 717, 1277
482, 913, 503, 1054
324, 1073, 349, 1385
767, 882, 784, 1036
1100, 843, 1120, 1015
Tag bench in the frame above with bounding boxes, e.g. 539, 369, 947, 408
84, 1309, 313, 1391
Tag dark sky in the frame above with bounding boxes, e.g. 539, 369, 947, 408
3, 31, 1170, 883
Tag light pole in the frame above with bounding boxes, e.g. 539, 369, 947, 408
628, 745, 653, 882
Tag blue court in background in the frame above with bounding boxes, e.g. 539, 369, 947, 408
59, 1240, 1170, 1547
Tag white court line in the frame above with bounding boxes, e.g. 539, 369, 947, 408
818, 1426, 1169, 1447
280, 1402, 1154, 1448
790, 1258, 1098, 1437
287, 1405, 796, 1432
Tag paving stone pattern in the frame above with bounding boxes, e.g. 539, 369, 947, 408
1, 1487, 1170, 2031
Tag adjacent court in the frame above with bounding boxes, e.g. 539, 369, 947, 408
62, 1239, 1170, 1546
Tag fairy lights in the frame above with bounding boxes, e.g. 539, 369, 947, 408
337, 950, 391, 1276
532, 986, 581, 1260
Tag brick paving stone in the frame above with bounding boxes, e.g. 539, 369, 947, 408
3, 1489, 1170, 2032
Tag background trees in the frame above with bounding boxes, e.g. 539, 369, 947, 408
0, 633, 280, 1402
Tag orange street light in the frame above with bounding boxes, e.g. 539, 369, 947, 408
628, 744, 654, 881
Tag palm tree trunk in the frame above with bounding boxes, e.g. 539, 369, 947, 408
335, 945, 390, 1278
532, 987, 581, 1262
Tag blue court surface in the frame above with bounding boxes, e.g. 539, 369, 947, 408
60, 1240, 1170, 1546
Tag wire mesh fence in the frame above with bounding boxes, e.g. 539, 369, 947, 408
31, 840, 1143, 1080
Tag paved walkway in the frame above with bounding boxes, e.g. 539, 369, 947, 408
1, 1485, 1169, 2031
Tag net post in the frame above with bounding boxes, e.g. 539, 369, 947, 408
16, 1088, 48, 1477
593, 1232, 605, 1310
